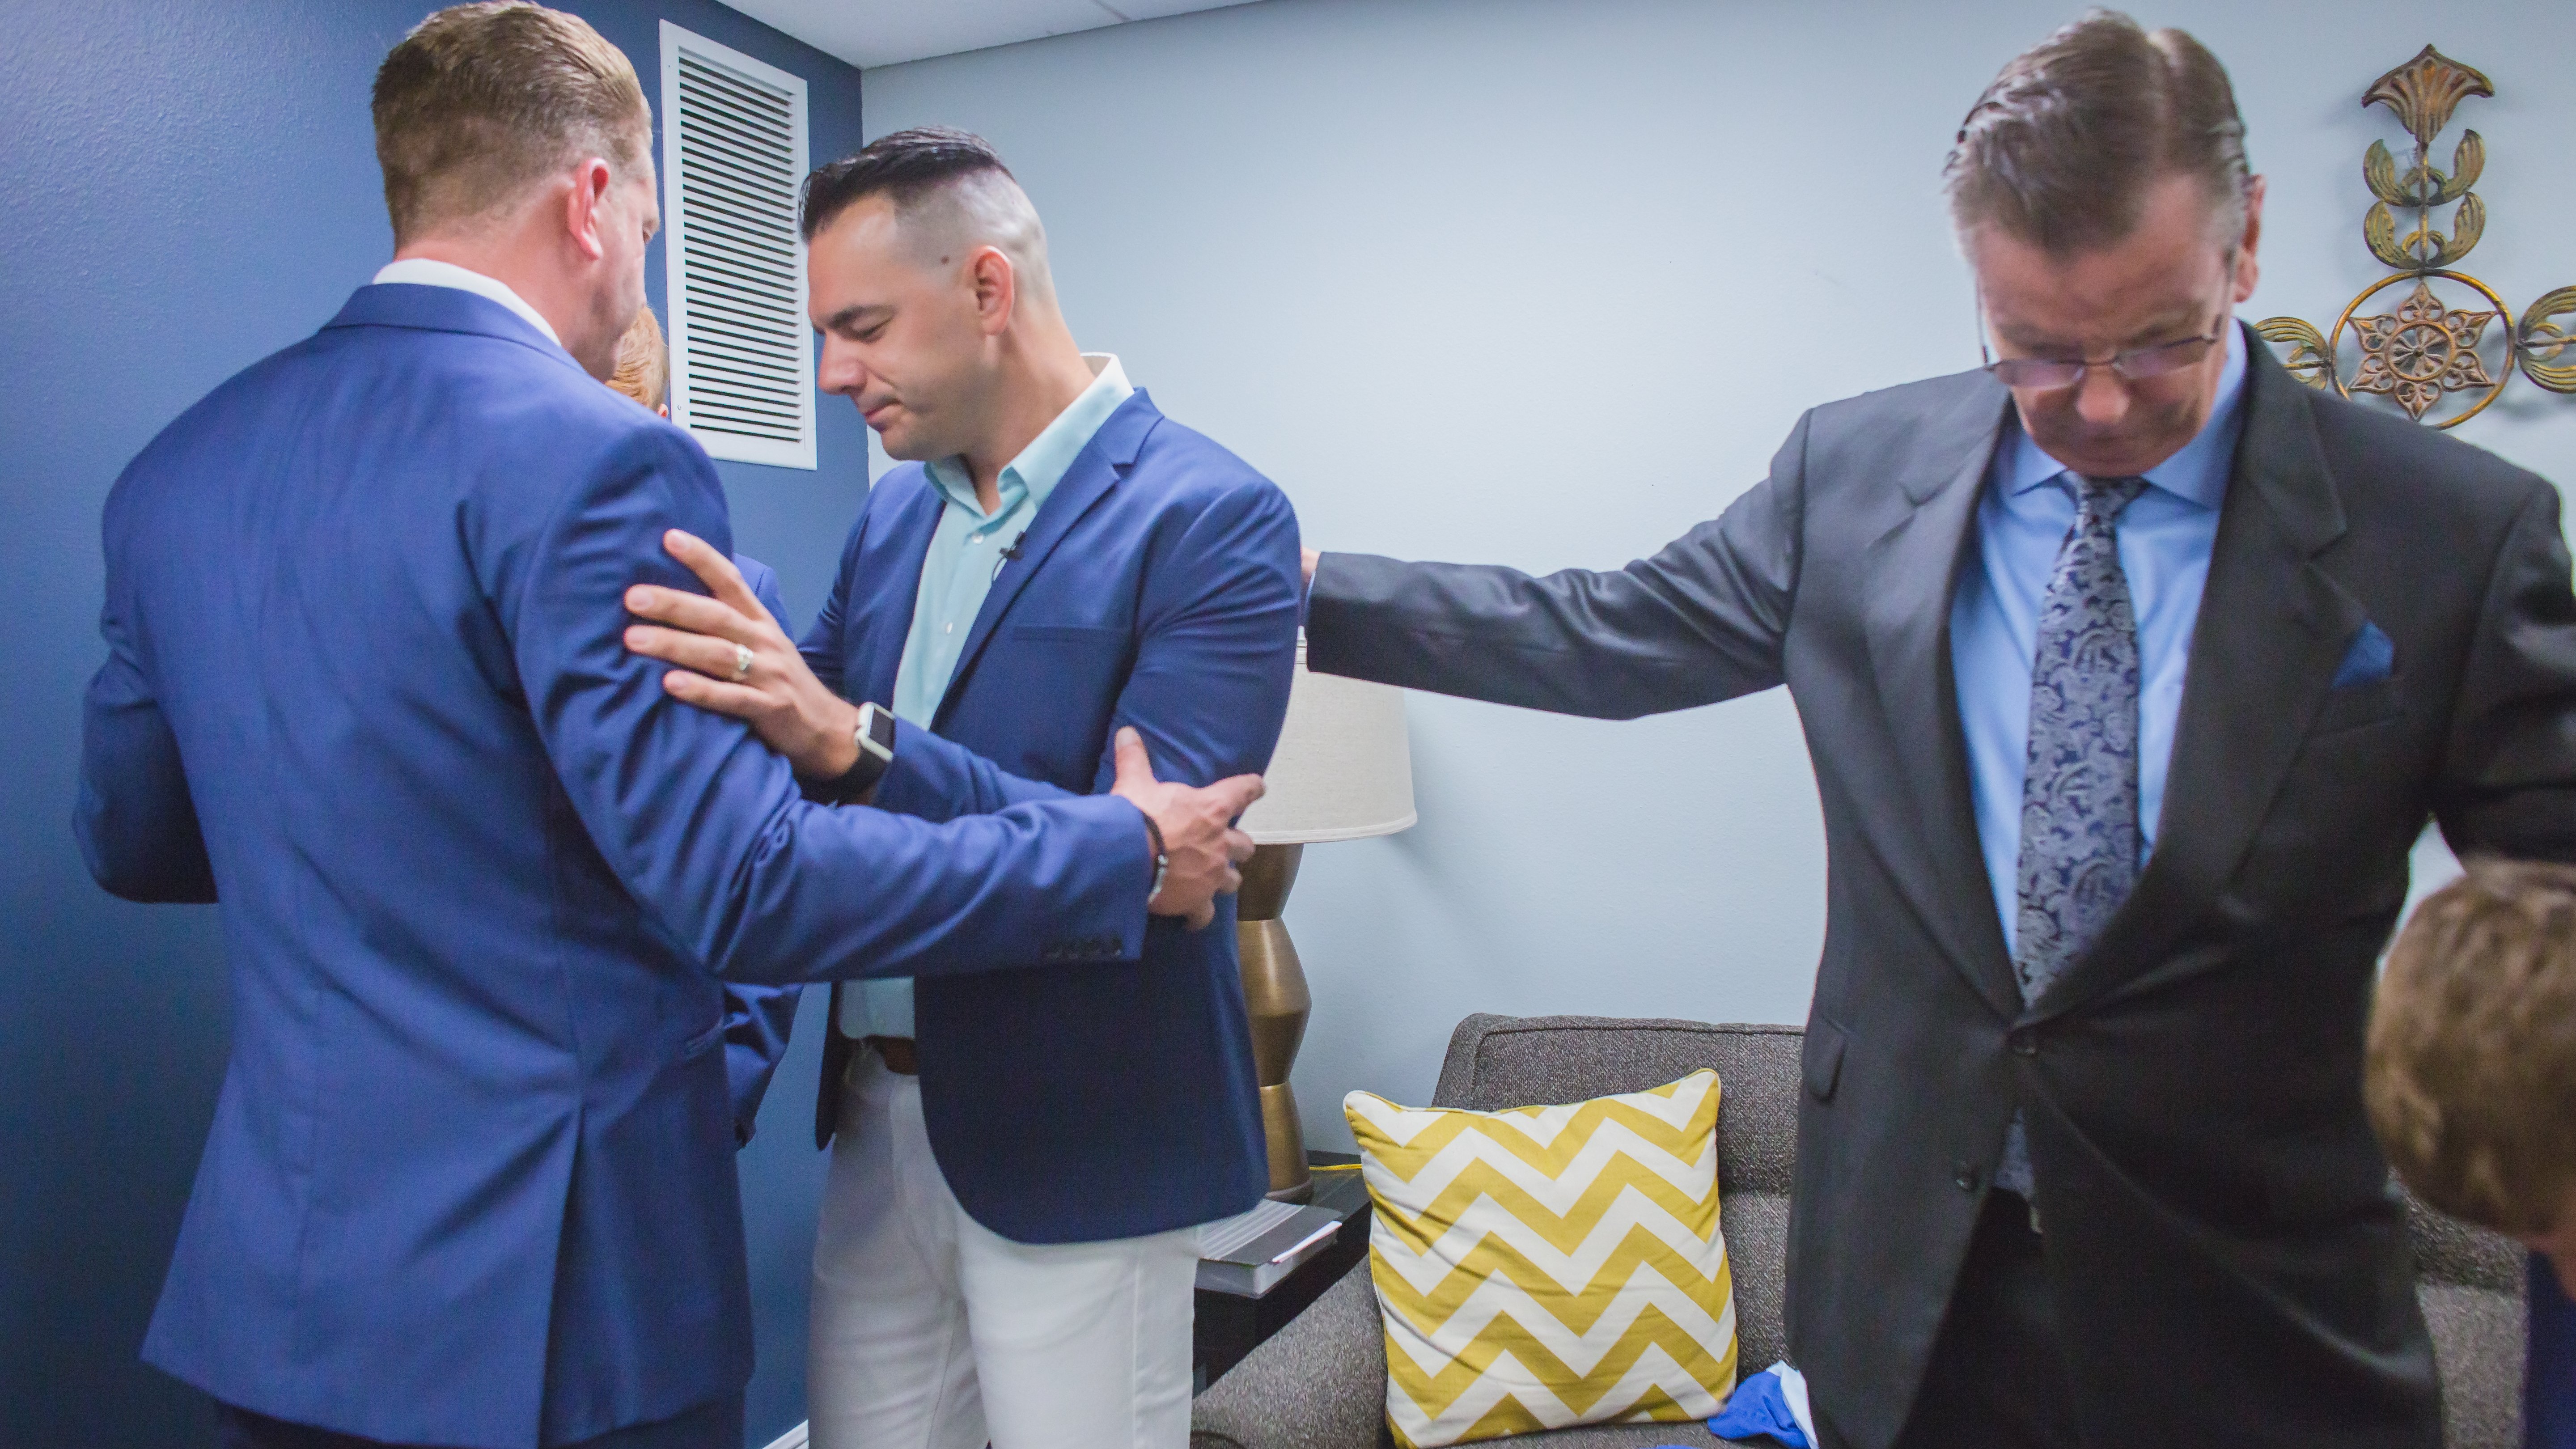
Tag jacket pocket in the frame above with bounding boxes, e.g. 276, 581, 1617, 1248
2306, 677, 2403, 739
1006, 622, 1124, 644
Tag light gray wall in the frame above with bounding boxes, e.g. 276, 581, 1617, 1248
860, 0, 2576, 1148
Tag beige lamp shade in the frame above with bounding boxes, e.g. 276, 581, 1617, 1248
1239, 636, 1416, 845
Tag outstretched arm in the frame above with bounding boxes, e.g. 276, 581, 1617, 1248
619, 524, 1258, 929
500, 427, 1254, 985
627, 476, 1299, 821
1302, 413, 1811, 720
872, 718, 1072, 820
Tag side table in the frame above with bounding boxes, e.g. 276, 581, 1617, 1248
1193, 1151, 1372, 1390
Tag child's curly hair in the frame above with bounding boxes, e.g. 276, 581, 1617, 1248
2367, 857, 2576, 1236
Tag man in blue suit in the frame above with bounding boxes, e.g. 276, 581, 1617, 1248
622, 129, 1301, 1448
679, 555, 805, 1147
606, 302, 805, 1148
717, 558, 805, 1146
74, 10, 1261, 1449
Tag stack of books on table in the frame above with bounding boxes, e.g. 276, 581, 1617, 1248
1194, 1198, 1346, 1297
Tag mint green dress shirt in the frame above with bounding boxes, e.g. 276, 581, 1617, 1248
838, 354, 1136, 1042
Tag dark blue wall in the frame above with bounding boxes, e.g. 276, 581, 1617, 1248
0, 4, 862, 1443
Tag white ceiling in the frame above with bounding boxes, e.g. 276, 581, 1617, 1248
716, 0, 1263, 69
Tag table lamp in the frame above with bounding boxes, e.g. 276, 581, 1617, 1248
1234, 635, 1415, 1201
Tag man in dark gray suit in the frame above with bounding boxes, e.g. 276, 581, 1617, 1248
1303, 14, 2576, 1449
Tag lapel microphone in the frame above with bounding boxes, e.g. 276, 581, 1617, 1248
991, 531, 1029, 581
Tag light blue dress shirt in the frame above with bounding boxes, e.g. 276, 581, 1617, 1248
1950, 322, 2248, 960
839, 354, 1136, 1042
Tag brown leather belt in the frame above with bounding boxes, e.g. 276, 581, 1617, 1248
863, 1035, 919, 1076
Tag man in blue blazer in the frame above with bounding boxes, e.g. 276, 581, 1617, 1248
623, 129, 1300, 1449
75, 12, 1259, 1449
721, 557, 804, 1145
605, 304, 806, 1149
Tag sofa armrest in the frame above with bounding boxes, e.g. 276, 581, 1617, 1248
1192, 1260, 1390, 1449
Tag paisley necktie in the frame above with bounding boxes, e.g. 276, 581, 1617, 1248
1996, 473, 2148, 1204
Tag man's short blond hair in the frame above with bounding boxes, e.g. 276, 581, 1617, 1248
2368, 857, 2576, 1235
372, 3, 651, 244
607, 305, 668, 412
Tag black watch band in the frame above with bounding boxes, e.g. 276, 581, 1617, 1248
1141, 811, 1170, 902
813, 702, 897, 804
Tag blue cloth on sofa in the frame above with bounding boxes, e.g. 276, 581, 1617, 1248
1708, 1361, 1815, 1447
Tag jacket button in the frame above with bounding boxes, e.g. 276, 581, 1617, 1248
2008, 1028, 2038, 1057
1953, 1164, 1979, 1193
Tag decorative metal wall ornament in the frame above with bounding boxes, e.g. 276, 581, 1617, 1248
2255, 45, 2576, 429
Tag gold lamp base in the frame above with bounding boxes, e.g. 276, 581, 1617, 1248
1237, 843, 1313, 1202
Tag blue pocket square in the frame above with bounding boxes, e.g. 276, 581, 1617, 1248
2332, 621, 2395, 689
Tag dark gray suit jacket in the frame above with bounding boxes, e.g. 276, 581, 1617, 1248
1305, 338, 2576, 1449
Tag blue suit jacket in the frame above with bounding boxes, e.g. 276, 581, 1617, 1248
720, 557, 801, 1147
74, 285, 1153, 1448
807, 390, 1301, 1243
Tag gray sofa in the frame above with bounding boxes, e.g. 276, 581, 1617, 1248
1191, 1013, 2530, 1449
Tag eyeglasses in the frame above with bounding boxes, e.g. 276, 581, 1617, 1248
1976, 257, 2236, 391
1980, 327, 2224, 390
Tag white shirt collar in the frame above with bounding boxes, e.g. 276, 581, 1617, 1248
923, 354, 1135, 518
371, 258, 562, 347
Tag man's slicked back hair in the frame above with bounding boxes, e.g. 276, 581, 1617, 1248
1945, 9, 2251, 255
799, 127, 1056, 304
373, 2, 651, 245
801, 126, 1014, 242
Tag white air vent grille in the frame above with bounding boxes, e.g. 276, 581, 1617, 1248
659, 22, 815, 470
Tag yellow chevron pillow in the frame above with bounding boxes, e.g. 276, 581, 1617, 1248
1343, 1070, 1738, 1448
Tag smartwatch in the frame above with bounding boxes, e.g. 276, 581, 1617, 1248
816, 701, 898, 804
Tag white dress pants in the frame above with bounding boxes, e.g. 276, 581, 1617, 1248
807, 1050, 1199, 1449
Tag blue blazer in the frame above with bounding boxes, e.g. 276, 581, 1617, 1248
74, 285, 1153, 1448
720, 556, 802, 1147
807, 390, 1301, 1243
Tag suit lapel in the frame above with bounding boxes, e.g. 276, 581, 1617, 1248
819, 481, 945, 1155
932, 391, 1162, 729
854, 481, 946, 705
2036, 343, 2355, 1018
1860, 380, 2025, 1021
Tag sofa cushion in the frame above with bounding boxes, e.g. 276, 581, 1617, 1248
1191, 1265, 1391, 1449
1346, 1071, 1739, 1447
2422, 1281, 2527, 1449
1432, 1017, 1801, 1198
1195, 1017, 2529, 1449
